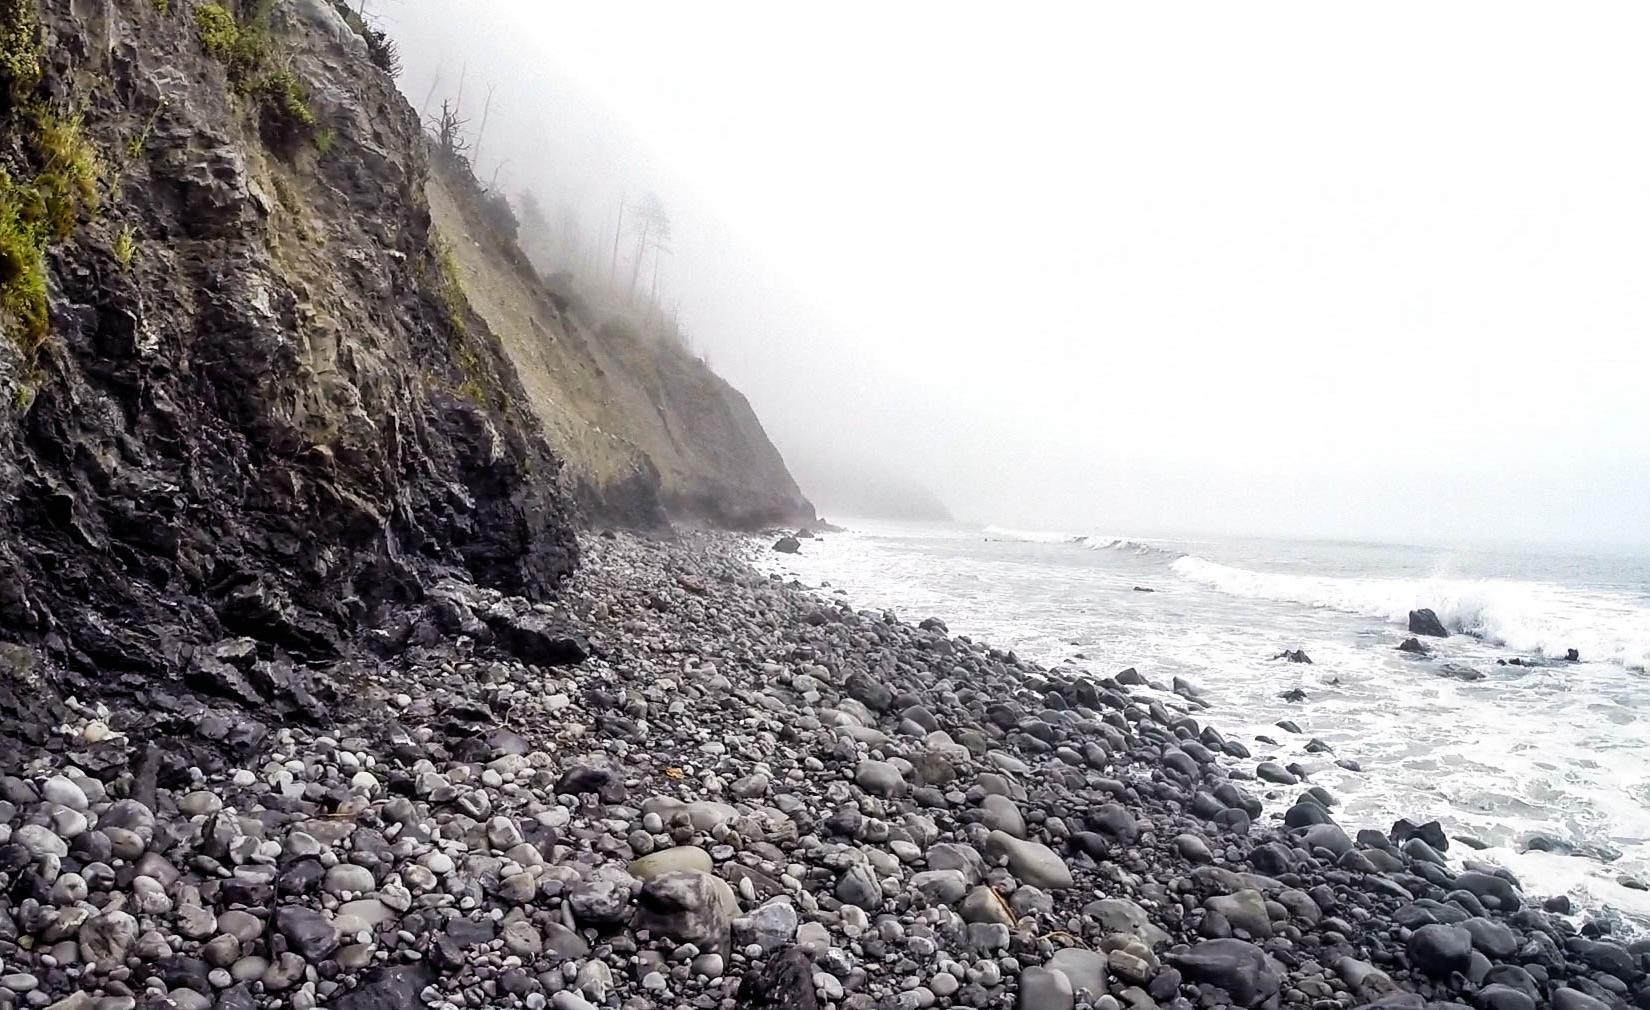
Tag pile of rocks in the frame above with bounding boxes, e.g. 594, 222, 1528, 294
0, 531, 1644, 1010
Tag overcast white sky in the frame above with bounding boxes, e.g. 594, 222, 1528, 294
386, 1, 1650, 548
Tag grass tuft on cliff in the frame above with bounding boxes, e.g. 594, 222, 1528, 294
0, 101, 103, 359
431, 233, 468, 337
253, 69, 315, 130
35, 108, 99, 237
195, 0, 317, 139
0, 169, 48, 357
193, 3, 238, 62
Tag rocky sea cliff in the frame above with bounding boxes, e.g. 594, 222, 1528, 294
0, 1, 1645, 1009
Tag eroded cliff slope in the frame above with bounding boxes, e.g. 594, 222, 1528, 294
427, 161, 815, 530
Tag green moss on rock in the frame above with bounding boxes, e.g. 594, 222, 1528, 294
0, 0, 41, 102
0, 169, 49, 358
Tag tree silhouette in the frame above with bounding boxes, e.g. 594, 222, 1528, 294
428, 99, 469, 163
627, 193, 670, 302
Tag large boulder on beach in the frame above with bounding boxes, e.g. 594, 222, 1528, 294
1017, 965, 1075, 1010
986, 830, 1073, 889
854, 759, 906, 796
78, 910, 138, 969
1046, 948, 1108, 997
1408, 608, 1449, 637
1552, 989, 1614, 1010
1207, 889, 1272, 938
629, 845, 712, 881
633, 870, 737, 955
772, 536, 801, 554
736, 947, 819, 1010
834, 863, 883, 910
1171, 939, 1281, 1006
1452, 870, 1523, 910
1407, 923, 1473, 977
486, 611, 591, 666
330, 964, 434, 1010
1084, 897, 1171, 948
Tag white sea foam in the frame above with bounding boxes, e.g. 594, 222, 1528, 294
979, 525, 1076, 543
1077, 535, 1186, 559
1169, 555, 1650, 671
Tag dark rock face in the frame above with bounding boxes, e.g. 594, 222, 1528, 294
1398, 637, 1431, 655
1408, 608, 1450, 638
772, 535, 801, 554
0, 0, 578, 737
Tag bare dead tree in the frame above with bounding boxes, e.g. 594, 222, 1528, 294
419, 73, 441, 117
647, 237, 672, 322
472, 83, 499, 166
428, 99, 470, 161
609, 194, 626, 282
486, 159, 509, 191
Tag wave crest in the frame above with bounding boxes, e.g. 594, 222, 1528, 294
1169, 555, 1650, 672
1077, 535, 1187, 560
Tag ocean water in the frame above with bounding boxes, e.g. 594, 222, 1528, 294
750, 520, 1650, 928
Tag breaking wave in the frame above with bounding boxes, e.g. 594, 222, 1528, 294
1169, 555, 1650, 672
980, 526, 1186, 560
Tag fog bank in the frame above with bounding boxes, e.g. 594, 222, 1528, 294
385, 1, 1650, 547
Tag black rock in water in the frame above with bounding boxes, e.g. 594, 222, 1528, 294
1278, 687, 1307, 702
1271, 648, 1313, 663
1391, 817, 1449, 852
1397, 636, 1431, 655
772, 535, 801, 554
1408, 607, 1450, 637
1132, 585, 1156, 592
1437, 663, 1486, 682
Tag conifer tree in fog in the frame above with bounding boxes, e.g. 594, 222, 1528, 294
627, 193, 671, 303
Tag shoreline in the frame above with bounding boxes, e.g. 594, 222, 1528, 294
0, 529, 1644, 1010
749, 523, 1650, 922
